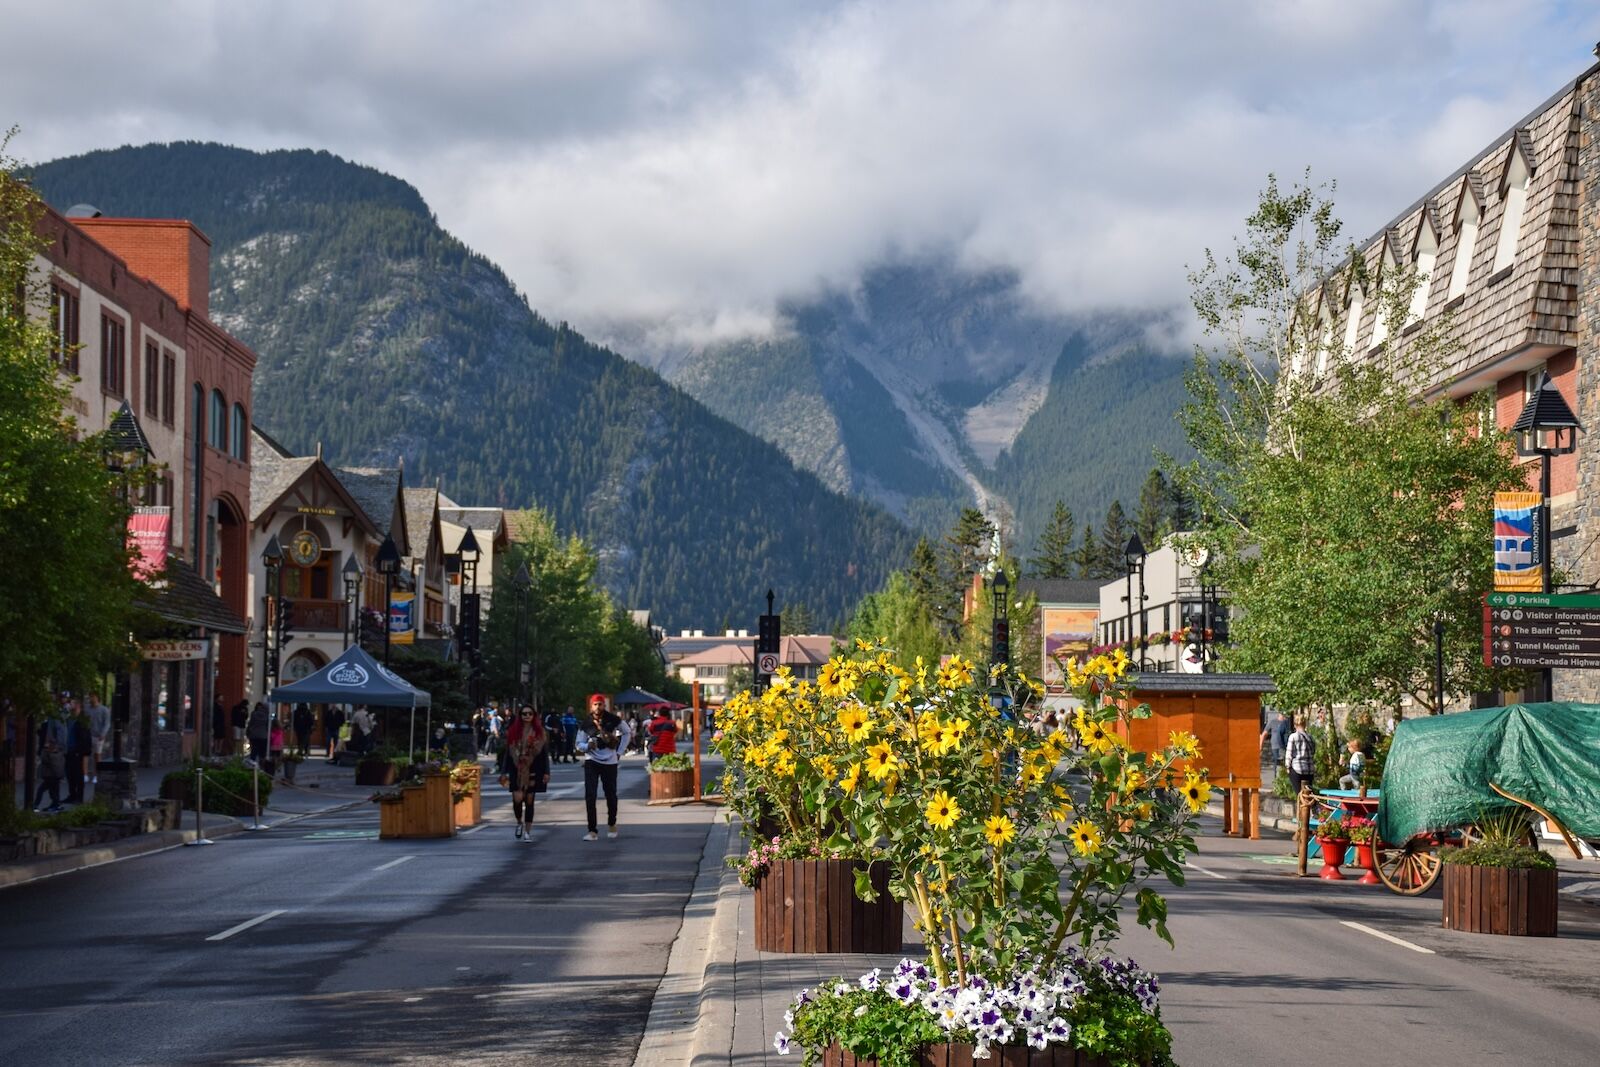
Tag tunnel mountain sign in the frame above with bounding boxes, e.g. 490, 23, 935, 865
1484, 592, 1600, 670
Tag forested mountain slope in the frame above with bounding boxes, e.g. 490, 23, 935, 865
28, 143, 913, 627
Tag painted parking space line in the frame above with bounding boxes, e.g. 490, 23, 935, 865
1339, 920, 1435, 954
459, 824, 491, 836
374, 854, 417, 872
206, 909, 287, 942
1185, 862, 1227, 880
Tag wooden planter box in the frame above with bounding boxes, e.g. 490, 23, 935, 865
1442, 863, 1557, 936
754, 859, 902, 954
650, 768, 695, 802
378, 773, 455, 839
453, 765, 482, 828
824, 1042, 1121, 1065
355, 760, 399, 786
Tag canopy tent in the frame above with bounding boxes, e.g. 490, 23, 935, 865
612, 686, 671, 707
268, 644, 433, 758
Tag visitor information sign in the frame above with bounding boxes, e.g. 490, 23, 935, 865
1484, 591, 1600, 670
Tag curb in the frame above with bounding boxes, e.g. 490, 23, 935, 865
632, 815, 739, 1067
0, 815, 246, 890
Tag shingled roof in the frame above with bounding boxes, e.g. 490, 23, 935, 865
139, 562, 247, 634
336, 466, 404, 546
249, 438, 316, 523
402, 487, 439, 561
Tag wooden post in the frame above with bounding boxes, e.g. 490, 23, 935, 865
692, 681, 703, 802
1296, 784, 1311, 876
1248, 788, 1260, 840
1221, 789, 1234, 834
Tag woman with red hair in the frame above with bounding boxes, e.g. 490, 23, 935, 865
496, 705, 549, 840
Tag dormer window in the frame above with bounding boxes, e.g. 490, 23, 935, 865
1314, 302, 1334, 376
1491, 146, 1531, 275
1447, 185, 1480, 301
1407, 217, 1438, 326
1370, 245, 1396, 349
1342, 279, 1364, 356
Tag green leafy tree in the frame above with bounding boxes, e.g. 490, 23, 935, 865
956, 554, 1041, 679
1173, 172, 1528, 714
0, 139, 146, 724
939, 508, 995, 634
845, 570, 945, 667
1028, 501, 1078, 579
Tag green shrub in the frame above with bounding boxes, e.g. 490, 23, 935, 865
1440, 842, 1555, 870
650, 752, 693, 772
160, 759, 273, 817
0, 801, 118, 834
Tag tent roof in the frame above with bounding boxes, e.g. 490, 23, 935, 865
268, 643, 431, 707
612, 686, 670, 706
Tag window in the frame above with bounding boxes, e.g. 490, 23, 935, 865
1525, 365, 1547, 404
49, 285, 80, 371
144, 342, 160, 417
161, 352, 176, 427
101, 314, 126, 396
1370, 249, 1394, 349
1492, 151, 1530, 275
209, 389, 227, 450
1447, 192, 1480, 301
1314, 306, 1334, 375
1408, 223, 1437, 326
231, 404, 248, 459
1342, 285, 1364, 355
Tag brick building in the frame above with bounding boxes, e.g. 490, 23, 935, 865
1307, 51, 1599, 704
32, 204, 256, 762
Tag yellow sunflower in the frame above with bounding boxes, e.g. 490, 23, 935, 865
837, 706, 873, 742
1182, 772, 1212, 813
1168, 730, 1201, 760
925, 789, 962, 830
1069, 818, 1104, 857
983, 814, 1016, 847
840, 762, 862, 794
818, 659, 855, 697
1081, 718, 1118, 755
864, 742, 900, 781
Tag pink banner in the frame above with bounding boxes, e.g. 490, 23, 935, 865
129, 507, 171, 581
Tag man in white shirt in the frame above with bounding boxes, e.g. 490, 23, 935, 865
85, 692, 112, 782
577, 693, 632, 841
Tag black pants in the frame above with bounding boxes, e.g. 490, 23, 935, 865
584, 760, 619, 832
34, 775, 61, 808
563, 731, 576, 761
1288, 769, 1315, 796
65, 755, 85, 803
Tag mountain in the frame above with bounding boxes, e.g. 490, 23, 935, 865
630, 261, 1193, 545
27, 142, 913, 628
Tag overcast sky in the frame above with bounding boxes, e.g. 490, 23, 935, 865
2, 1, 1594, 345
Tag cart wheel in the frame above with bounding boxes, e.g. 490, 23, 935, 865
1375, 836, 1441, 895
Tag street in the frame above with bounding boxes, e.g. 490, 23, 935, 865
0, 758, 717, 1067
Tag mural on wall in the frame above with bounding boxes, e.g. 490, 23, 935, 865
1041, 607, 1098, 687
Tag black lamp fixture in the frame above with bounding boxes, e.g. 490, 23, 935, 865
457, 527, 482, 705
1510, 371, 1583, 702
375, 532, 401, 669
342, 555, 363, 651
260, 533, 285, 699
99, 402, 152, 799
990, 566, 1011, 673
1123, 534, 1149, 669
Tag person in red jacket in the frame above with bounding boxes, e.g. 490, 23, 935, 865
646, 707, 678, 764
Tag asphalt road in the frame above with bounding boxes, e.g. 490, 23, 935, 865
1119, 831, 1600, 1067
0, 755, 718, 1067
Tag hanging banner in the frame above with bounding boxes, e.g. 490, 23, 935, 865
389, 591, 416, 645
1494, 491, 1544, 592
128, 506, 171, 582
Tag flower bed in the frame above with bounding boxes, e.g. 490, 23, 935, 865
717, 642, 1204, 1063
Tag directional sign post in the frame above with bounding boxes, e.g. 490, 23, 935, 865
1484, 591, 1600, 670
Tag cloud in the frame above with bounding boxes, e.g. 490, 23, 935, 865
2, 0, 1591, 345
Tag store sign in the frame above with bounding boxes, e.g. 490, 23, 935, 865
328, 662, 370, 687
296, 506, 337, 516
141, 639, 210, 661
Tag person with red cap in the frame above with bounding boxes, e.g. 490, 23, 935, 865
578, 693, 631, 841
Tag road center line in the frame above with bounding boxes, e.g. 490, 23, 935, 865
1185, 862, 1227, 879
374, 854, 417, 871
206, 909, 287, 942
1339, 920, 1435, 954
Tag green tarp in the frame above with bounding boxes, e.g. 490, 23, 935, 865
1377, 702, 1600, 846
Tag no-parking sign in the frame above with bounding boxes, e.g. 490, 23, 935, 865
757, 652, 780, 675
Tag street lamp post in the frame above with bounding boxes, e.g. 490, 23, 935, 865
375, 533, 402, 670
342, 556, 363, 651
1510, 372, 1582, 703
512, 561, 531, 704
990, 567, 1010, 673
261, 535, 284, 697
458, 527, 481, 707
102, 402, 150, 805
1123, 534, 1148, 670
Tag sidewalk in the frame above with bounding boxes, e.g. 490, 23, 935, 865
3, 756, 371, 891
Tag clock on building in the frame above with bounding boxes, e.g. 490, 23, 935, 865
288, 529, 322, 567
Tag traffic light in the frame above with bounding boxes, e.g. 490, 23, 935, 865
992, 617, 1010, 668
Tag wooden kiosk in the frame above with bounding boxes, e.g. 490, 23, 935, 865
1116, 673, 1276, 839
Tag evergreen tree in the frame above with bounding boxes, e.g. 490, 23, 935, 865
1134, 469, 1173, 549
906, 537, 943, 615
1028, 500, 1078, 579
1089, 500, 1134, 579
780, 601, 816, 635
940, 507, 995, 632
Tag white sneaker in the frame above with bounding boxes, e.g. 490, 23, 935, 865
583, 831, 598, 841
523, 825, 534, 840
515, 825, 523, 839
607, 827, 619, 840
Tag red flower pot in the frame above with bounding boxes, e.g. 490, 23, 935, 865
1353, 840, 1381, 885
1318, 838, 1350, 880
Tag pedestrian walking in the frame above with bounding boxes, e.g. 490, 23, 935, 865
560, 706, 578, 763
292, 703, 315, 757
1285, 716, 1316, 797
65, 709, 92, 804
497, 705, 550, 840
646, 707, 677, 764
85, 692, 111, 780
1260, 709, 1290, 783
211, 697, 229, 757
231, 699, 250, 755
33, 716, 68, 812
578, 693, 631, 841
325, 705, 346, 761
269, 715, 286, 774
351, 705, 375, 755
246, 701, 270, 768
